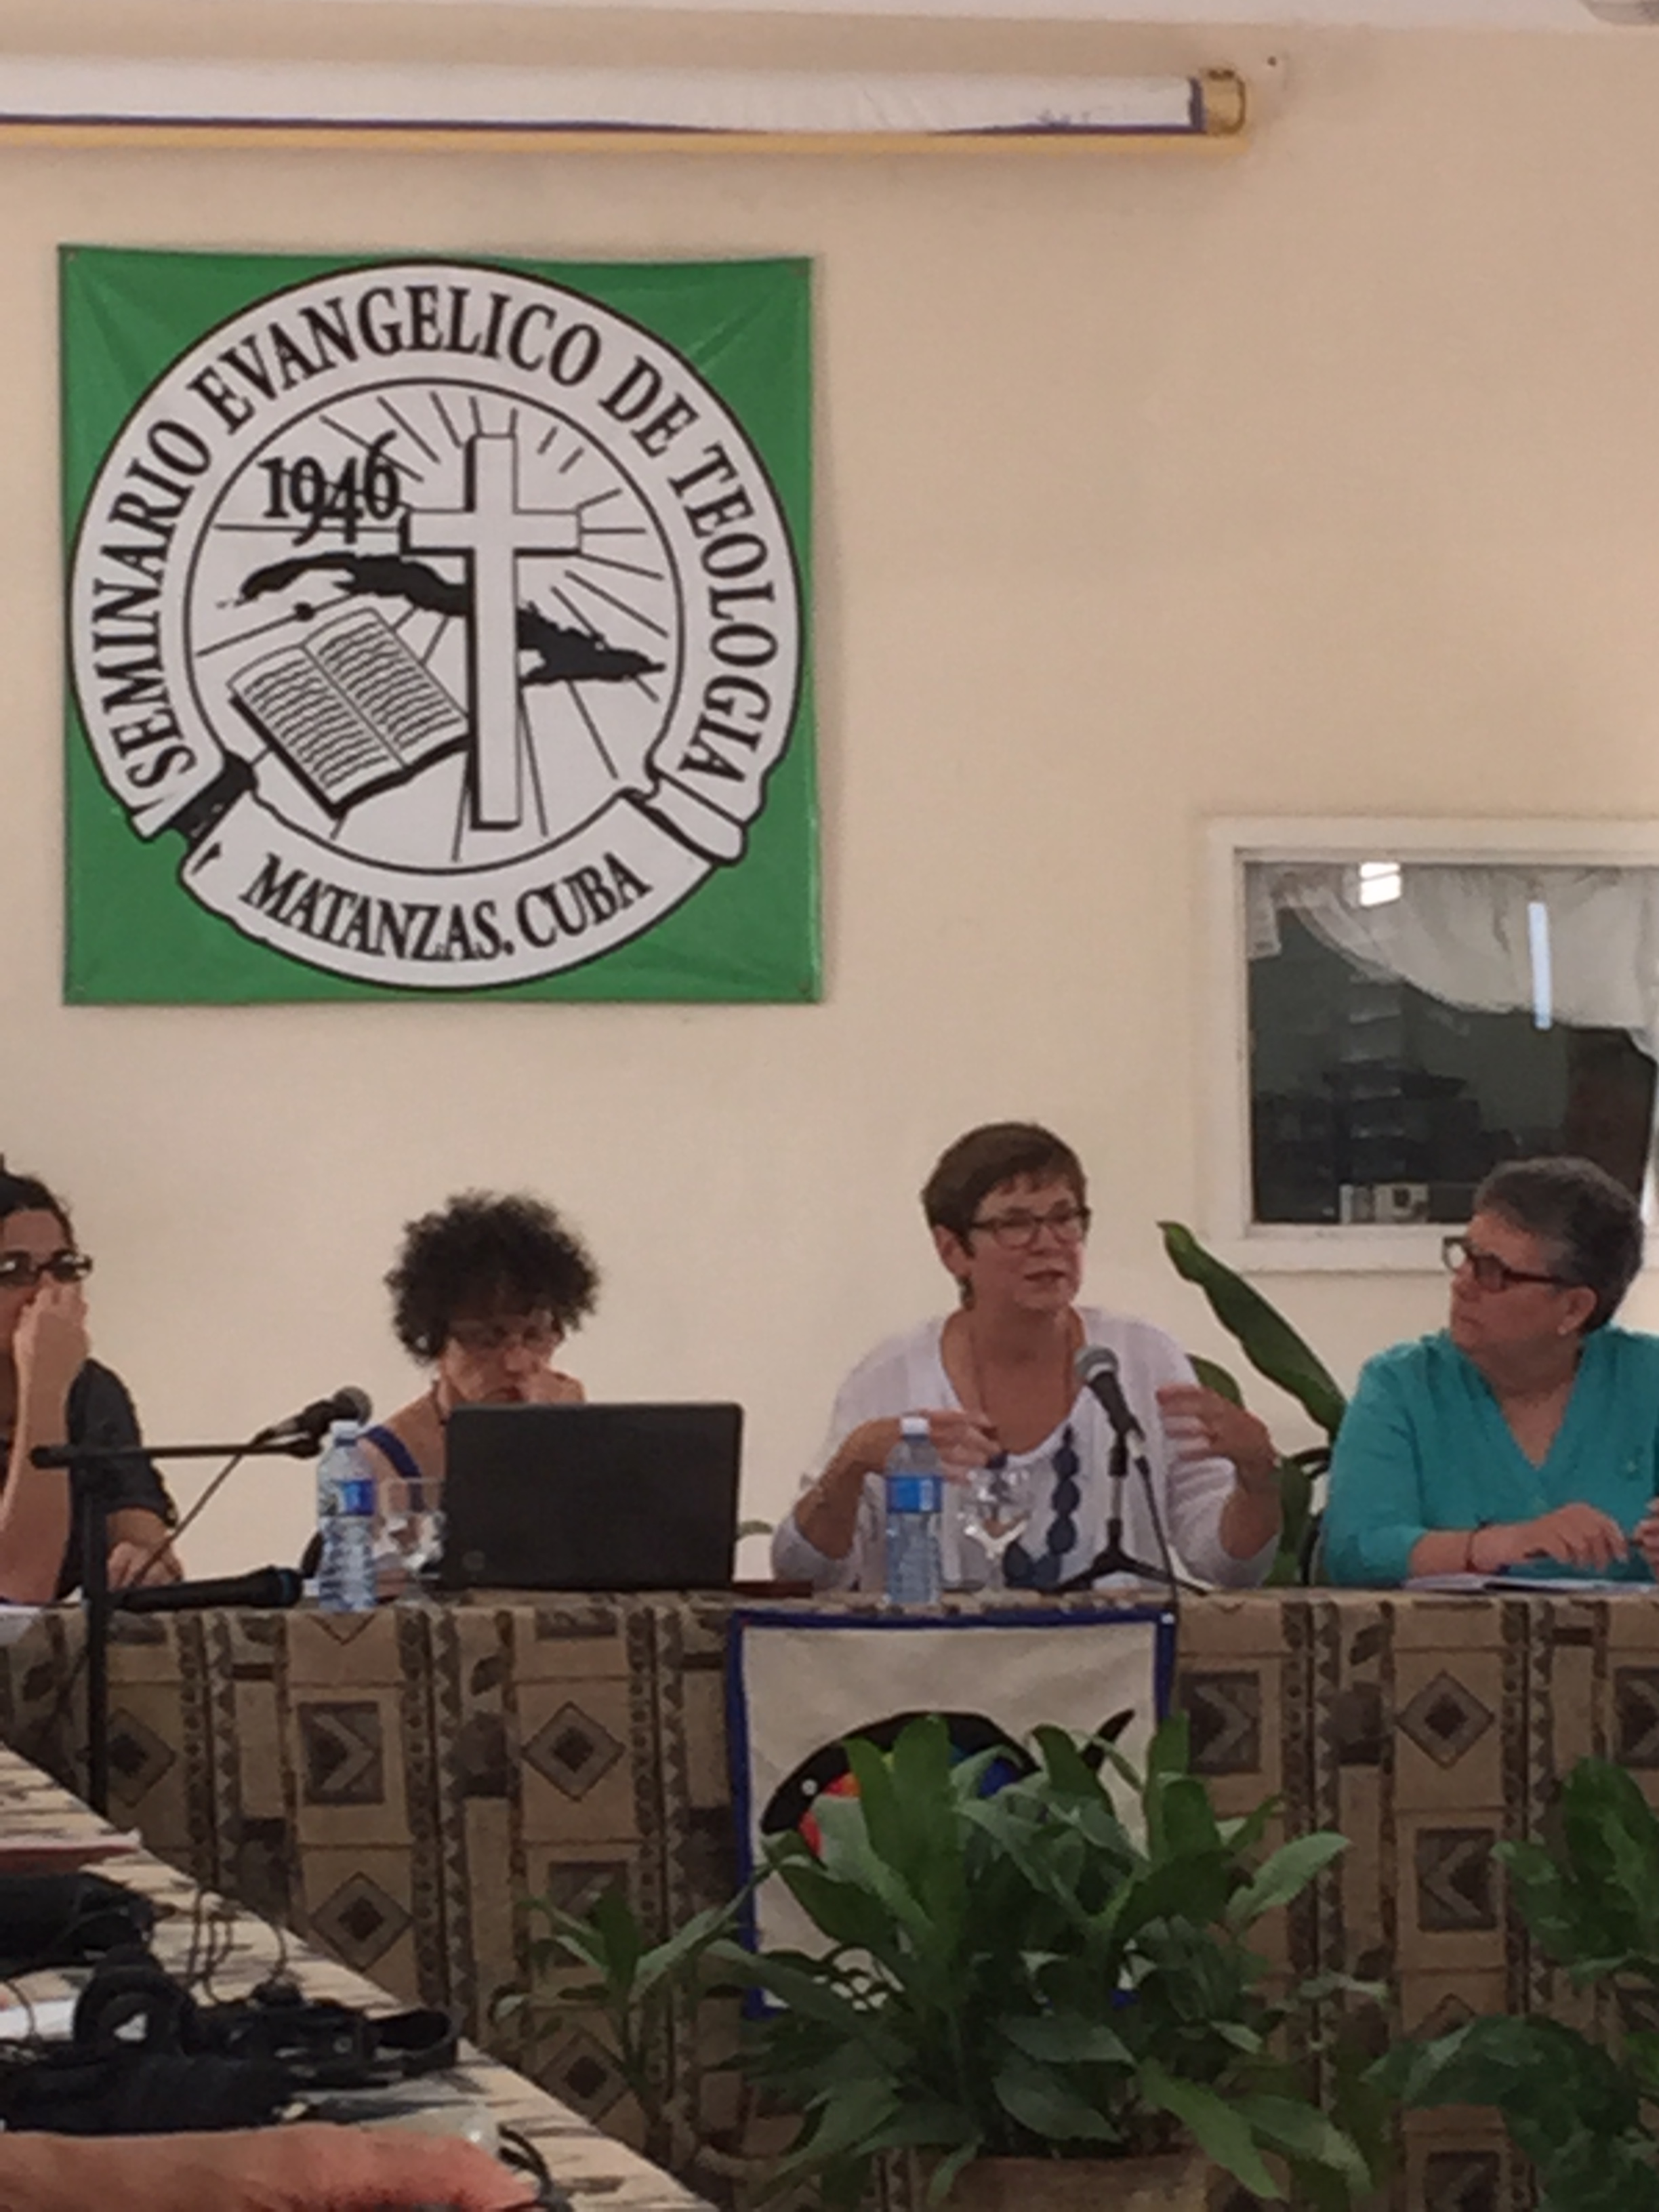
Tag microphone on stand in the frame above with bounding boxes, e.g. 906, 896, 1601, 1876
251, 1386, 373, 1449
112, 1565, 304, 1614
1076, 1345, 1145, 1443
1057, 1345, 1193, 1594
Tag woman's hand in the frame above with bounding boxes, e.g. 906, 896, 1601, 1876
1475, 1504, 1629, 1574
13, 1282, 89, 1422
1155, 1384, 1278, 1492
1636, 1500, 1659, 1578
834, 1410, 1001, 1488
0, 2122, 528, 2211
107, 1540, 184, 1589
529, 1368, 585, 1404
793, 1410, 1000, 1561
105, 1509, 183, 1590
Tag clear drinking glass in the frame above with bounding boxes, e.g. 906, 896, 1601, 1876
375, 1479, 445, 1599
960, 1458, 1036, 1582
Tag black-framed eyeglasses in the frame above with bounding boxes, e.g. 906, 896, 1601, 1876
968, 1204, 1092, 1250
0, 1250, 93, 1289
448, 1313, 560, 1357
1441, 1235, 1565, 1294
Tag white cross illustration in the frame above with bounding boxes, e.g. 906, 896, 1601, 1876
405, 431, 579, 829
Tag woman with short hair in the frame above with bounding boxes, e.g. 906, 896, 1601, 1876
772, 1122, 1282, 1593
360, 1191, 600, 1504
1324, 1155, 1659, 1585
0, 1167, 180, 1602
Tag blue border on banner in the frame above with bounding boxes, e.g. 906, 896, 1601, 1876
724, 1603, 1178, 1977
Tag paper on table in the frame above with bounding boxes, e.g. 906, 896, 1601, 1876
1408, 1572, 1658, 1595
0, 1995, 77, 2041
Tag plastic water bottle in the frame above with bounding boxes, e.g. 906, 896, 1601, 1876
884, 1415, 943, 1605
316, 1420, 377, 1614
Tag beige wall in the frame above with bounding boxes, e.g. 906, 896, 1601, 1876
5, 3, 1659, 1572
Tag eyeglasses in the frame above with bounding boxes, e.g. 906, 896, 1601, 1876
1441, 1235, 1566, 1294
0, 1250, 93, 1289
968, 1204, 1092, 1250
448, 1314, 560, 1357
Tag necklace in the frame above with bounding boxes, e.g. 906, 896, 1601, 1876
951, 1307, 1082, 1448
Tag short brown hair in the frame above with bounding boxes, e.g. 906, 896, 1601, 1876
921, 1123, 1087, 1242
1475, 1155, 1643, 1332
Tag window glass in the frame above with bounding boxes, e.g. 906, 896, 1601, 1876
1244, 861, 1659, 1227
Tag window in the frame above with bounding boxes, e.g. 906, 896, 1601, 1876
1204, 821, 1659, 1269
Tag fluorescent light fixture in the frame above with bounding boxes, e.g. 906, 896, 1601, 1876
1528, 896, 1553, 1029
0, 57, 1246, 148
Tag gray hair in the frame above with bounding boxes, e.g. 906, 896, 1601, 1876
1474, 1156, 1645, 1332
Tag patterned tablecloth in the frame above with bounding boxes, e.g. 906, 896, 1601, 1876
1, 1584, 1650, 2212
0, 1733, 707, 2209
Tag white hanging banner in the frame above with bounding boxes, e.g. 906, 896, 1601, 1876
728, 1605, 1175, 1959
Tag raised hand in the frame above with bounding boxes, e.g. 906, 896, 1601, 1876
1155, 1383, 1278, 1491
13, 1281, 89, 1422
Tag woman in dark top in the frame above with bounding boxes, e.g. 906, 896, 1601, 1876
359, 1191, 600, 1510
0, 1168, 180, 1601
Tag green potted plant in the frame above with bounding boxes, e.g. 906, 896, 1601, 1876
1160, 1221, 1349, 1582
716, 1711, 1377, 2209
1382, 1756, 1659, 2211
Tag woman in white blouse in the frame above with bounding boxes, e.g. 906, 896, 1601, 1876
771, 1122, 1282, 1593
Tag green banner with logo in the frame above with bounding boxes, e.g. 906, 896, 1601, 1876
63, 247, 816, 1002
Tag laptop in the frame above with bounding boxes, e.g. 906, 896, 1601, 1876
436, 1401, 743, 1593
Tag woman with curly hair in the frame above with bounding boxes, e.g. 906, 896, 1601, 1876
360, 1191, 600, 1505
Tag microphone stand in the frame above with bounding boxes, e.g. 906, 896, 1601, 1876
30, 1433, 323, 1817
1057, 1408, 1204, 1599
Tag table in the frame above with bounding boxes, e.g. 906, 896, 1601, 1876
2, 1584, 1647, 2211
0, 1734, 708, 2211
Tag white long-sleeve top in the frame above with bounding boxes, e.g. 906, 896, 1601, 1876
771, 1306, 1275, 1593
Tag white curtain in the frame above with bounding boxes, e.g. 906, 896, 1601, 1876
1246, 863, 1659, 1065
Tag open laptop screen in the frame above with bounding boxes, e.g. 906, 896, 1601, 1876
436, 1401, 743, 1593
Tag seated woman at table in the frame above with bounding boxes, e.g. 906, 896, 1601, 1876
0, 1166, 181, 1603
359, 1189, 600, 1506
771, 1122, 1282, 1592
1323, 1155, 1659, 1587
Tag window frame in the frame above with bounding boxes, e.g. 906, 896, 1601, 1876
1204, 815, 1659, 1273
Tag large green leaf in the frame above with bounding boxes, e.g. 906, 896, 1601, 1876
991, 2054, 1122, 2144
1160, 1222, 1347, 1438
1233, 2091, 1372, 2190
772, 1858, 912, 1961
1227, 1832, 1349, 1929
1139, 2061, 1283, 2198
999, 2012, 1134, 2067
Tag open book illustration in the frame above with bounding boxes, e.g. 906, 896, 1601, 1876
228, 604, 469, 815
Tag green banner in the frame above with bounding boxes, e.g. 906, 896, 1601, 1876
63, 247, 817, 1002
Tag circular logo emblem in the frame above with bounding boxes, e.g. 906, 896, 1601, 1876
69, 261, 803, 988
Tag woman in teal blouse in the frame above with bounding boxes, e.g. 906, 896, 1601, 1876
1324, 1157, 1659, 1586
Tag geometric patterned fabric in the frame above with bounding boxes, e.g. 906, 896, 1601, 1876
0, 1586, 1631, 2207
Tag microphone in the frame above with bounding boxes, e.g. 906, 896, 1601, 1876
1075, 1345, 1144, 1443
252, 1386, 372, 1447
112, 1565, 304, 1614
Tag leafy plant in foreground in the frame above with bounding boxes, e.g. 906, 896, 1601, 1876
1383, 1757, 1659, 2212
713, 1713, 1377, 2208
